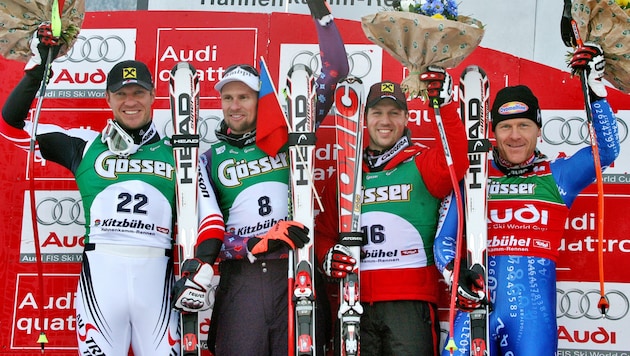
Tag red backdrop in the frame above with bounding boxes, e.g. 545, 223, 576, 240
0, 10, 628, 355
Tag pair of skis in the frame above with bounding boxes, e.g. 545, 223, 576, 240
443, 65, 491, 356
333, 77, 365, 356
457, 65, 491, 356
286, 63, 318, 356
285, 66, 366, 355
170, 62, 202, 356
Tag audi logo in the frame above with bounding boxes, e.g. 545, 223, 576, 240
36, 197, 84, 226
57, 35, 127, 63
162, 115, 221, 145
542, 116, 628, 145
289, 50, 372, 79
556, 288, 629, 320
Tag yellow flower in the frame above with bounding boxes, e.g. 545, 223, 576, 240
431, 13, 445, 19
616, 0, 630, 9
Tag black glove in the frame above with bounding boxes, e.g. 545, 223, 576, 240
246, 221, 310, 256
26, 22, 62, 72
570, 42, 607, 100
171, 258, 215, 312
322, 244, 356, 279
442, 261, 486, 312
419, 65, 453, 107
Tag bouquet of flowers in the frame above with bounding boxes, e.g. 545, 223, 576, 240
0, 0, 84, 61
570, 0, 630, 93
616, 0, 630, 12
361, 0, 484, 99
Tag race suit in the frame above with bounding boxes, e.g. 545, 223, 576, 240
315, 101, 468, 356
1, 70, 179, 354
196, 17, 349, 356
435, 98, 620, 356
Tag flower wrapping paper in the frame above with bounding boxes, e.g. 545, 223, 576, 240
571, 0, 630, 93
0, 0, 84, 61
361, 11, 484, 99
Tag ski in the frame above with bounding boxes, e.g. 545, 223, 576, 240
459, 65, 491, 356
169, 62, 201, 356
333, 76, 365, 356
286, 63, 318, 356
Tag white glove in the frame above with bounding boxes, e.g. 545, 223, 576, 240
419, 65, 453, 107
25, 23, 60, 71
570, 42, 607, 99
171, 259, 215, 312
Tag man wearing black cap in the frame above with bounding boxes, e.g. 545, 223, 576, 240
315, 66, 469, 356
2, 25, 179, 355
169, 0, 348, 354
438, 44, 620, 355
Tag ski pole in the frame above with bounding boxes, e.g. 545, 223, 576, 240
31, 1, 63, 352
561, 0, 609, 315
431, 100, 465, 355
567, 17, 609, 317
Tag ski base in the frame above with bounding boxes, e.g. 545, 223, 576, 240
287, 63, 317, 356
170, 61, 202, 356
334, 76, 365, 356
459, 65, 491, 356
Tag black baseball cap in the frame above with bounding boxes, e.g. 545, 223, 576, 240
106, 60, 154, 92
491, 85, 542, 131
366, 81, 408, 111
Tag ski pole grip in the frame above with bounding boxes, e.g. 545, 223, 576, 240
339, 232, 366, 247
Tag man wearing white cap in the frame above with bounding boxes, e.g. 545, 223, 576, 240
170, 0, 349, 354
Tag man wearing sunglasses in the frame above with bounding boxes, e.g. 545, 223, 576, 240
2, 25, 179, 355
169, 0, 348, 354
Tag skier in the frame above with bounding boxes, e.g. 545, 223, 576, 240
1, 25, 180, 354
314, 69, 469, 356
169, 0, 349, 354
435, 43, 620, 355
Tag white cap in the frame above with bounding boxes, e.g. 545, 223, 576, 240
215, 65, 260, 92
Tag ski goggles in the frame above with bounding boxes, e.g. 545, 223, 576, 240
101, 119, 139, 157
215, 64, 260, 92
224, 64, 259, 77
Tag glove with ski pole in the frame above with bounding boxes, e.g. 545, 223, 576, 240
172, 258, 215, 312
26, 22, 61, 72
419, 65, 454, 107
322, 243, 357, 279
442, 260, 487, 312
569, 43, 607, 101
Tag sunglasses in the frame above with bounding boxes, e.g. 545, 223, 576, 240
224, 64, 259, 77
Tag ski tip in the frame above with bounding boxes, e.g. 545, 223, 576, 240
171, 61, 197, 74
445, 338, 458, 354
338, 75, 364, 85
287, 63, 313, 77
460, 65, 487, 79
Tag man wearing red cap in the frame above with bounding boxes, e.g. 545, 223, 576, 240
1, 26, 179, 355
315, 66, 469, 356
437, 44, 620, 355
